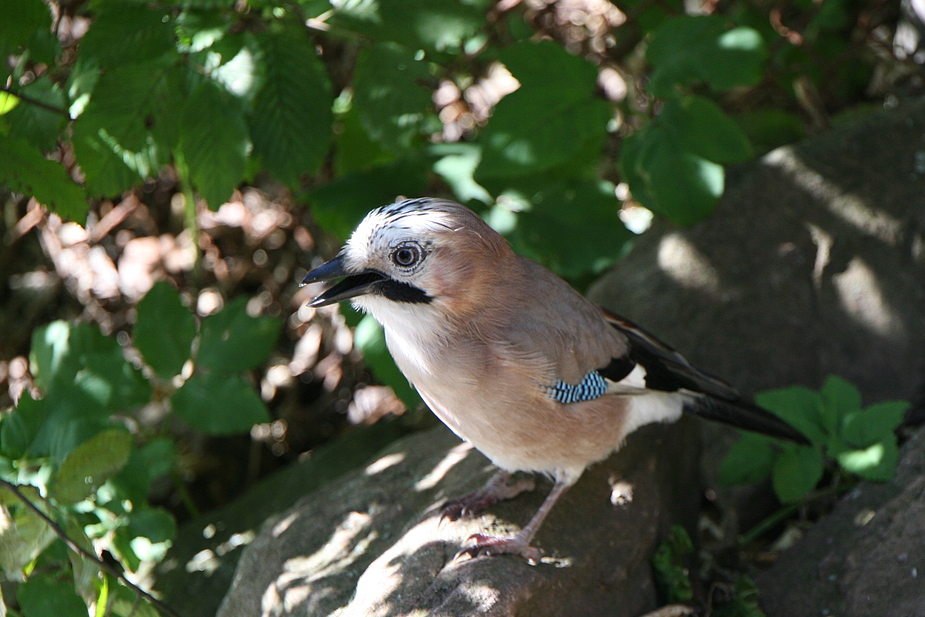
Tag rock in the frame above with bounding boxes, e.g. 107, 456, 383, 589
151, 421, 409, 617
217, 420, 700, 617
589, 99, 925, 409
756, 425, 925, 616
210, 99, 925, 615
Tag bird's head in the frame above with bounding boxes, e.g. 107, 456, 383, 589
302, 198, 514, 322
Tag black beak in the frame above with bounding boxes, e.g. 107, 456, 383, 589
301, 254, 385, 307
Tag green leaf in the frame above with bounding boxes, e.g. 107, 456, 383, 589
16, 572, 87, 617
755, 386, 827, 445
498, 178, 631, 279
310, 155, 431, 240
0, 392, 49, 459
75, 3, 175, 69
352, 312, 420, 408
111, 438, 176, 504
841, 400, 908, 448
475, 41, 610, 180
353, 41, 433, 150
171, 373, 271, 434
331, 0, 483, 52
647, 16, 766, 96
0, 0, 52, 57
50, 428, 133, 505
0, 136, 86, 219
772, 445, 824, 503
3, 77, 68, 152
249, 26, 334, 185
821, 374, 862, 437
135, 281, 197, 379
0, 485, 57, 574
718, 432, 776, 486
127, 507, 176, 543
837, 436, 899, 482
180, 79, 249, 209
659, 95, 753, 164
619, 124, 724, 226
197, 297, 281, 374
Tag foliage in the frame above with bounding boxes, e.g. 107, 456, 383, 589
0, 0, 897, 613
0, 281, 279, 615
720, 375, 909, 504
651, 524, 694, 604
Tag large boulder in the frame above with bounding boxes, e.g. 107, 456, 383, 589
191, 98, 924, 616
217, 420, 700, 617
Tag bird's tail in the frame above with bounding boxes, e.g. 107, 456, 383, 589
684, 396, 810, 445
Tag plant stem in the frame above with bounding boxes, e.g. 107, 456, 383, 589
0, 479, 181, 617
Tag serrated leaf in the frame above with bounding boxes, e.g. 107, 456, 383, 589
353, 313, 420, 408
841, 400, 908, 448
756, 386, 827, 444
475, 41, 610, 180
821, 374, 862, 436
180, 79, 249, 209
659, 95, 753, 164
135, 281, 197, 379
0, 485, 57, 574
353, 41, 433, 150
718, 432, 776, 486
0, 136, 86, 219
331, 0, 483, 51
248, 27, 333, 185
647, 16, 766, 96
76, 3, 175, 69
619, 124, 724, 226
196, 297, 280, 374
172, 372, 270, 434
772, 445, 824, 503
73, 62, 182, 196
50, 428, 133, 505
836, 437, 898, 482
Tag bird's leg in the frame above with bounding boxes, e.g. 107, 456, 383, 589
455, 479, 570, 564
441, 469, 536, 521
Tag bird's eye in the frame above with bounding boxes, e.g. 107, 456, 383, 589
391, 245, 421, 268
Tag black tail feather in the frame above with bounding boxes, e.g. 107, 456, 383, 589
684, 396, 811, 445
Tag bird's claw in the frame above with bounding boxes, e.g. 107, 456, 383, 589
440, 494, 495, 522
453, 533, 542, 564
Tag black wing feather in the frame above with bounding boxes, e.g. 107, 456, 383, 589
600, 308, 809, 444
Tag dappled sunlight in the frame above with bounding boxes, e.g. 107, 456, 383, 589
764, 149, 905, 243
259, 510, 379, 617
832, 257, 905, 338
365, 452, 406, 476
656, 232, 721, 294
414, 441, 473, 491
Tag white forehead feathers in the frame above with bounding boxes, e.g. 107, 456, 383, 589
344, 199, 459, 266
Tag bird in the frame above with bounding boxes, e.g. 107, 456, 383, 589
301, 197, 808, 563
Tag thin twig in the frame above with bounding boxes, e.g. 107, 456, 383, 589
0, 86, 71, 118
0, 478, 181, 617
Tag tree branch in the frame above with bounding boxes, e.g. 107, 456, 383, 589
0, 479, 180, 617
0, 86, 71, 118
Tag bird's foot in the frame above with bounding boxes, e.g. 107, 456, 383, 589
441, 472, 536, 522
454, 533, 542, 564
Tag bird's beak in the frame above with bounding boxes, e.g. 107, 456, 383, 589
301, 254, 385, 307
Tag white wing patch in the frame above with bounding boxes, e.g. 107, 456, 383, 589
605, 363, 649, 394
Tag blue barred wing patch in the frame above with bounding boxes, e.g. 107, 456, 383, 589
547, 371, 608, 404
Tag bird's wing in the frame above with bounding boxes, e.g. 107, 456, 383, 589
599, 308, 809, 444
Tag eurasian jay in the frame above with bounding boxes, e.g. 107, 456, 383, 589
302, 197, 807, 562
